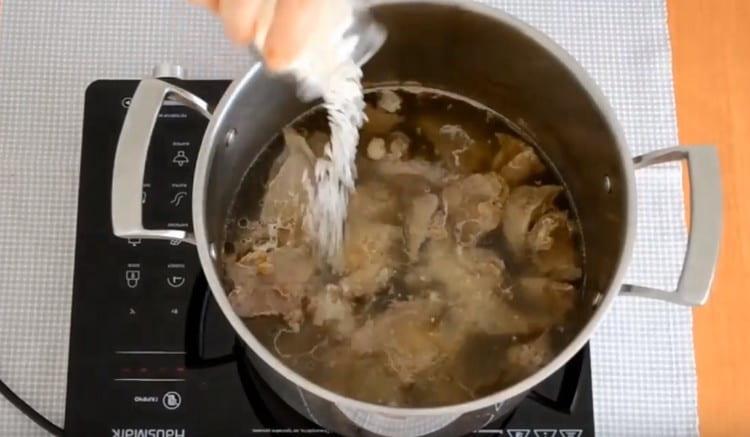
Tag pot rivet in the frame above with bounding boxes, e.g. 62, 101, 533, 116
209, 243, 218, 259
224, 128, 237, 148
603, 175, 612, 193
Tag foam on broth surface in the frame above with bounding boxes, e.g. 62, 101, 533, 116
222, 87, 587, 407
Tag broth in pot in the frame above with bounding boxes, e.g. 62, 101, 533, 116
222, 87, 587, 408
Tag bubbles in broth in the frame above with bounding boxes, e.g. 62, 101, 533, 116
222, 87, 587, 407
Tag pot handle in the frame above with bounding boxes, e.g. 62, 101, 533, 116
622, 146, 722, 306
111, 78, 211, 245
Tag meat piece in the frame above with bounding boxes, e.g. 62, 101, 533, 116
422, 122, 472, 172
527, 211, 582, 281
228, 282, 305, 329
446, 289, 532, 337
339, 219, 403, 299
387, 131, 411, 160
366, 137, 387, 160
363, 104, 403, 137
226, 246, 316, 330
377, 89, 402, 113
419, 117, 494, 173
362, 143, 437, 199
242, 245, 315, 283
516, 277, 576, 327
260, 128, 314, 228
372, 159, 449, 187
309, 284, 356, 337
442, 173, 509, 245
351, 299, 445, 384
404, 193, 440, 261
443, 173, 507, 208
347, 181, 399, 224
340, 264, 395, 300
507, 332, 553, 370
413, 242, 531, 337
491, 133, 527, 169
500, 149, 545, 187
440, 125, 474, 164
229, 219, 278, 256
427, 208, 449, 241
413, 242, 504, 296
492, 133, 545, 186
502, 185, 562, 256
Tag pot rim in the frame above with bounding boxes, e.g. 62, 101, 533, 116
192, 0, 635, 416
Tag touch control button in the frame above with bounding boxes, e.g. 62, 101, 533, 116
166, 263, 186, 288
162, 391, 182, 410
124, 263, 142, 289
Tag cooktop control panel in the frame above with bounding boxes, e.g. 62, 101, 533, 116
64, 80, 259, 436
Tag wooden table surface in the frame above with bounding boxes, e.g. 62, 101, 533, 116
668, 0, 750, 434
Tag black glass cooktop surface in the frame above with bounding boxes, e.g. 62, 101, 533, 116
64, 79, 594, 437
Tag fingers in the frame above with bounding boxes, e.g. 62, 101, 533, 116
192, 0, 340, 71
218, 0, 264, 45
189, 0, 219, 13
263, 0, 321, 70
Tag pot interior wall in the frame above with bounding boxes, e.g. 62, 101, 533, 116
203, 1, 629, 308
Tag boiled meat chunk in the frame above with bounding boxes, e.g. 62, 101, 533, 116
411, 242, 504, 297
499, 149, 545, 187
339, 264, 395, 300
502, 185, 562, 256
308, 284, 356, 337
443, 173, 509, 245
507, 332, 553, 370
445, 288, 532, 337
516, 277, 576, 327
229, 220, 277, 258
348, 181, 398, 224
371, 158, 449, 187
387, 131, 411, 160
366, 137, 387, 160
227, 284, 305, 330
412, 242, 532, 337
427, 208, 449, 241
418, 116, 494, 174
364, 104, 403, 137
339, 219, 403, 299
420, 122, 473, 173
339, 182, 404, 298
377, 89, 402, 113
492, 133, 545, 186
260, 128, 314, 228
527, 211, 582, 281
404, 193, 440, 261
351, 299, 445, 384
439, 125, 474, 168
491, 133, 527, 169
226, 246, 316, 330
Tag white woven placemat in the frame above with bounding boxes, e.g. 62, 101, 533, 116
0, 1, 696, 436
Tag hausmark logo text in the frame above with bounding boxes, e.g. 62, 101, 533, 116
111, 428, 185, 437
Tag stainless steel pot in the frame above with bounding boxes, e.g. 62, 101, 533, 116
111, 1, 722, 435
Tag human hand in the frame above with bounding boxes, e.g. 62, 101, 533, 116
190, 0, 337, 71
